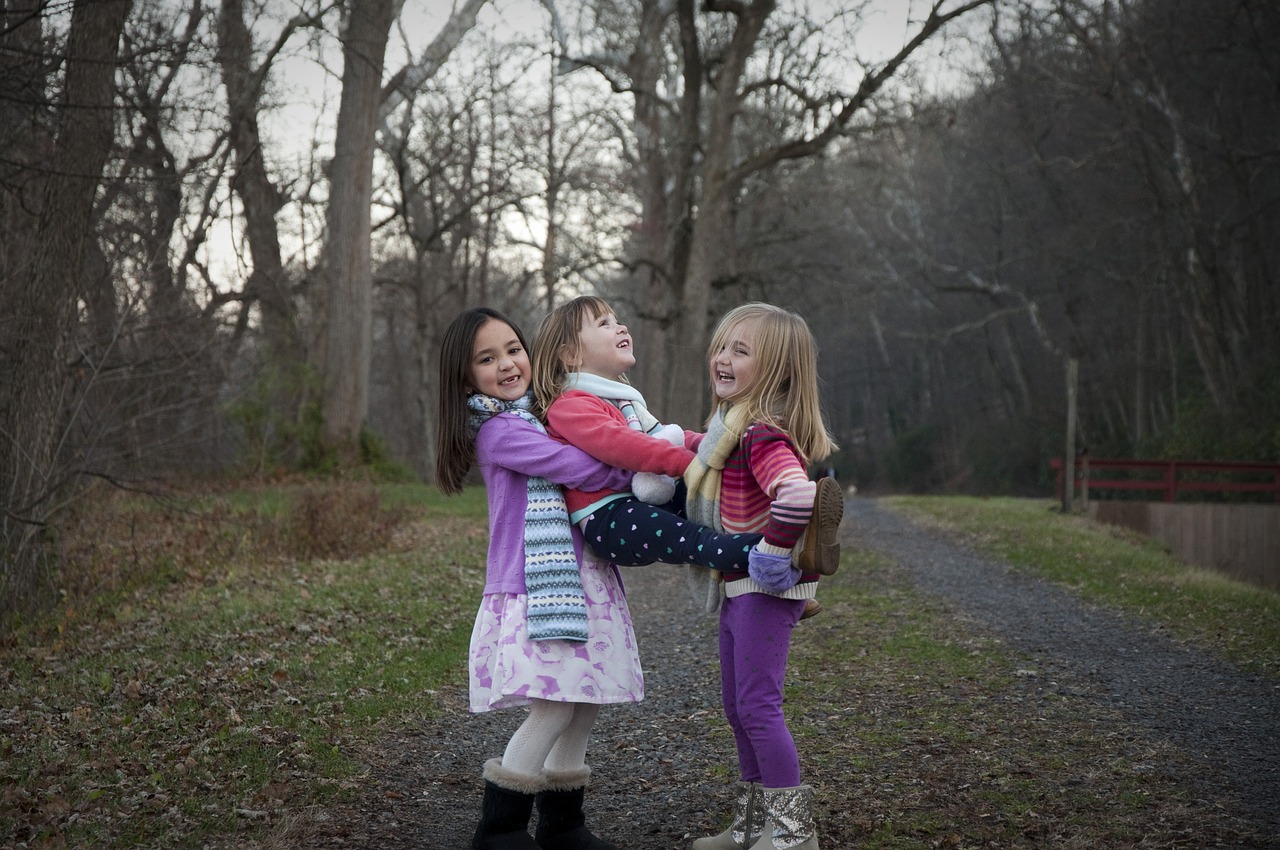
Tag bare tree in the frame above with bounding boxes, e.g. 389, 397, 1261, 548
312, 0, 396, 462
315, 0, 520, 465
563, 0, 995, 424
1, 0, 134, 614
762, 0, 1280, 491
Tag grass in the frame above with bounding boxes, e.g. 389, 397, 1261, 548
2, 487, 1276, 848
2, 482, 487, 849
885, 495, 1280, 677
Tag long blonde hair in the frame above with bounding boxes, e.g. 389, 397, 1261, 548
531, 295, 618, 418
707, 303, 837, 463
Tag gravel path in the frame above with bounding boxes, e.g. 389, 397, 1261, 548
846, 498, 1280, 836
305, 497, 1280, 848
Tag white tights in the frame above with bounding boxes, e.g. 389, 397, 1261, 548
501, 699, 600, 776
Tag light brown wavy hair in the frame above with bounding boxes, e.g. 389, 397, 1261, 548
531, 295, 621, 418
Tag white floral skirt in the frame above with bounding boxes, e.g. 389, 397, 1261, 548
468, 555, 645, 713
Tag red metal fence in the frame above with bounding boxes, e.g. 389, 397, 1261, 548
1050, 458, 1280, 503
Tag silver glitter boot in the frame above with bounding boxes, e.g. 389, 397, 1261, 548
691, 782, 767, 849
747, 785, 818, 850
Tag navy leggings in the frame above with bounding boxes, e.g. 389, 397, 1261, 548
581, 496, 761, 571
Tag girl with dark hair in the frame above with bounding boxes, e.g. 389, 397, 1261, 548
437, 307, 637, 850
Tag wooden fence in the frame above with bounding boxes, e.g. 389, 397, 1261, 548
1050, 458, 1280, 503
1049, 458, 1280, 591
1087, 502, 1280, 591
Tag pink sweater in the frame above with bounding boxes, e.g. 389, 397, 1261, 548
720, 423, 820, 593
545, 390, 699, 519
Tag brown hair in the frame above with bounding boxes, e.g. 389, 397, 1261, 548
531, 295, 618, 418
706, 303, 837, 463
435, 308, 531, 495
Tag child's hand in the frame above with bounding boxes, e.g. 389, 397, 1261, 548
748, 546, 801, 592
652, 423, 685, 447
632, 471, 677, 505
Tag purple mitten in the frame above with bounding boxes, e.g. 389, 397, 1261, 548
748, 546, 801, 592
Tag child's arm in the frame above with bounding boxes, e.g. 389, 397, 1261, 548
685, 430, 705, 452
547, 391, 695, 476
744, 426, 817, 552
477, 415, 633, 492
741, 425, 817, 591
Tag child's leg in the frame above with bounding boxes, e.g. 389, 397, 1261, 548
476, 700, 575, 849
535, 703, 617, 849
718, 605, 761, 784
583, 497, 761, 571
543, 702, 600, 772
502, 698, 577, 775
721, 594, 804, 789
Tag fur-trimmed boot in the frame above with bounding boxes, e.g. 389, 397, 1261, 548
473, 758, 544, 850
747, 785, 819, 850
533, 766, 618, 850
692, 781, 768, 849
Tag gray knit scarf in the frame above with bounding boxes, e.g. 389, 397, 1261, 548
468, 392, 588, 642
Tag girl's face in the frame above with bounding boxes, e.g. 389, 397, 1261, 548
710, 319, 758, 402
468, 319, 530, 401
568, 310, 634, 379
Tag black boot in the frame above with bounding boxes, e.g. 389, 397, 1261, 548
473, 758, 543, 850
534, 767, 618, 850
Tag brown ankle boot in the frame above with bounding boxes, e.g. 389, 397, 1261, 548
798, 477, 843, 575
799, 598, 823, 620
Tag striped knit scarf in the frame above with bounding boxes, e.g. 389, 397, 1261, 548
682, 404, 751, 612
468, 392, 588, 643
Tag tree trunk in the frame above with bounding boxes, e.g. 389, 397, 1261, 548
625, 0, 692, 406
666, 177, 733, 424
1064, 357, 1078, 513
1, 0, 133, 614
218, 0, 297, 361
318, 0, 395, 460
662, 0, 773, 426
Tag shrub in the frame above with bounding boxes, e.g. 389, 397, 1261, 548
280, 484, 407, 560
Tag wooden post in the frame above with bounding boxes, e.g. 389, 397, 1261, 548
1064, 358, 1078, 513
1081, 450, 1090, 510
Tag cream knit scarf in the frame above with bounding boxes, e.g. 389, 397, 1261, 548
682, 404, 751, 612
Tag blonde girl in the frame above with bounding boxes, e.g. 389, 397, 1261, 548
437, 307, 639, 850
684, 303, 843, 850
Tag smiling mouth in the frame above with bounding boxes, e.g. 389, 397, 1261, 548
617, 339, 631, 349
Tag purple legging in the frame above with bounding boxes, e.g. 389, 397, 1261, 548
719, 592, 805, 788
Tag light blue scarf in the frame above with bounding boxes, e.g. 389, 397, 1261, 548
565, 372, 661, 435
468, 392, 588, 643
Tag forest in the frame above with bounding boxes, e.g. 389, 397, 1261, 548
2, 0, 1277, 614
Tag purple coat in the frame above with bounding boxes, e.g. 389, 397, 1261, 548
474, 413, 633, 595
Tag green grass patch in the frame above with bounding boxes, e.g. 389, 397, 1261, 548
1, 483, 488, 849
885, 496, 1280, 677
